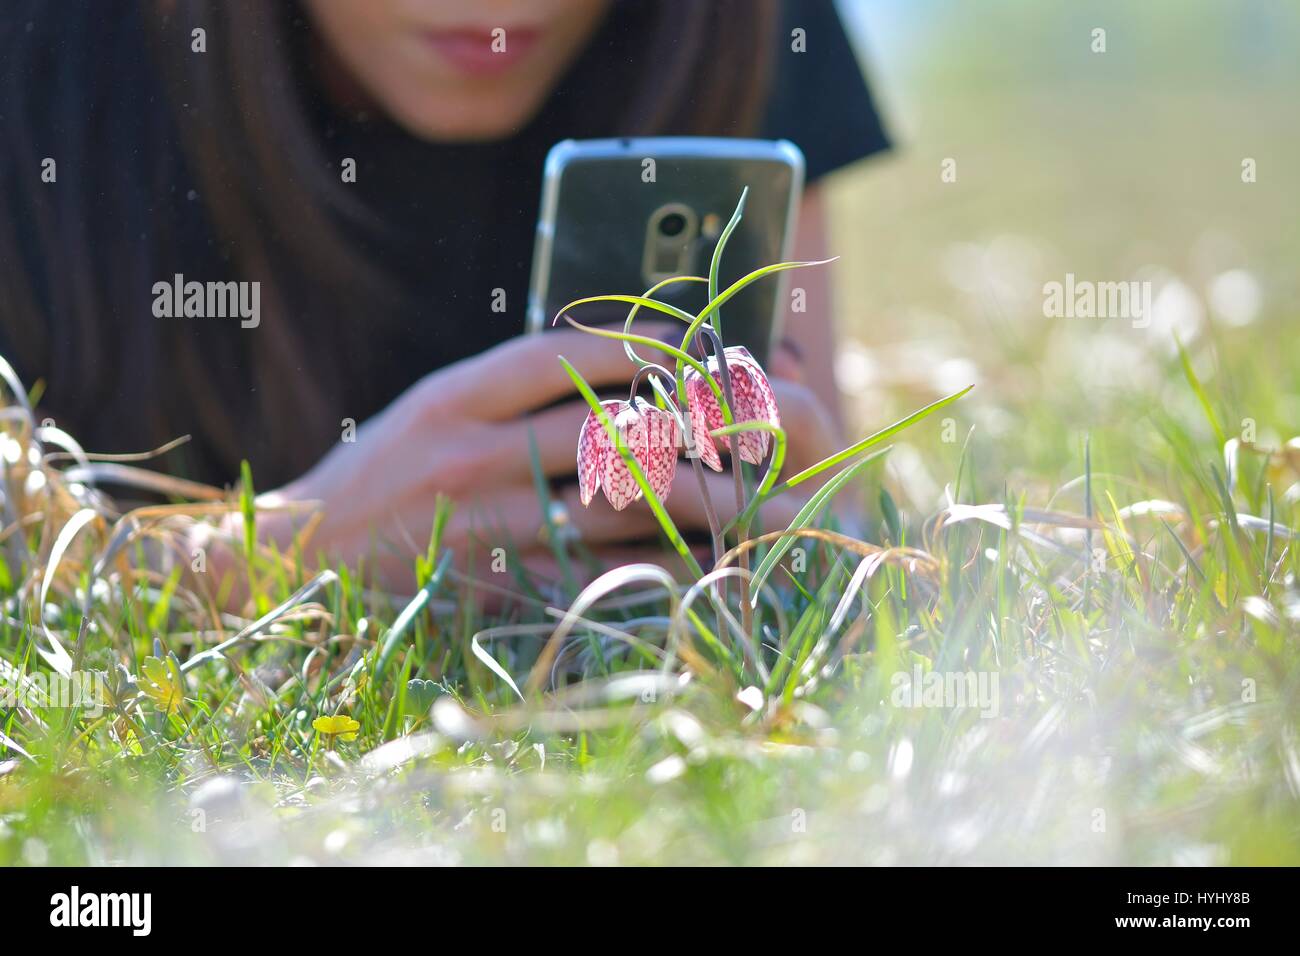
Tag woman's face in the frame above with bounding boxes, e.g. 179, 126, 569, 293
303, 0, 610, 141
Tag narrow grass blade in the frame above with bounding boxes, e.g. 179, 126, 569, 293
746, 447, 891, 603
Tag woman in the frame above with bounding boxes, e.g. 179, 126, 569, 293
0, 0, 889, 588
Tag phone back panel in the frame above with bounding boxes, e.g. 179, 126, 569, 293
529, 138, 804, 362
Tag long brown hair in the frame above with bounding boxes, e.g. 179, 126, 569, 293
0, 0, 777, 485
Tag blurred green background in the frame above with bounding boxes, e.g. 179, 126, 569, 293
827, 0, 1299, 513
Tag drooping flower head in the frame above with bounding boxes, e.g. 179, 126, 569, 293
577, 398, 681, 511
684, 346, 780, 471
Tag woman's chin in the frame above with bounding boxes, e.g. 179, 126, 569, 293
387, 91, 546, 143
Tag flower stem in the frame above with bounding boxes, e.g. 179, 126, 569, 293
699, 330, 754, 637
643, 365, 727, 637
637, 362, 725, 554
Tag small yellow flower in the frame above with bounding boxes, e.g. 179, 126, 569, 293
138, 655, 184, 715
312, 714, 360, 742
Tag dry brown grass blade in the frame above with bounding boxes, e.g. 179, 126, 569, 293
42, 434, 193, 464
62, 463, 228, 501
718, 527, 940, 579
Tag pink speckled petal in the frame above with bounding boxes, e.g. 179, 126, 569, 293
576, 403, 611, 506
600, 403, 643, 511
577, 401, 624, 507
733, 347, 781, 433
684, 371, 725, 471
638, 402, 681, 502
715, 347, 780, 466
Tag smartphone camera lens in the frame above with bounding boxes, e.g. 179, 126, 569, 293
643, 204, 698, 285
658, 212, 687, 238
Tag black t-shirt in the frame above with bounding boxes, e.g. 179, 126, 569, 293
1, 0, 889, 487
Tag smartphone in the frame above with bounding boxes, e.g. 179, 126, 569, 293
527, 137, 805, 362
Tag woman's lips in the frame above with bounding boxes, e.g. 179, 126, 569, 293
419, 27, 541, 76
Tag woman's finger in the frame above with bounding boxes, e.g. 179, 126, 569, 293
659, 462, 808, 533
440, 324, 682, 421
563, 462, 811, 540
463, 368, 849, 490
445, 460, 811, 552
498, 400, 590, 480
450, 482, 662, 546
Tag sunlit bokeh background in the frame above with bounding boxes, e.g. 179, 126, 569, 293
828, 0, 1299, 516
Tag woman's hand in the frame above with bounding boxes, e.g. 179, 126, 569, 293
247, 326, 846, 591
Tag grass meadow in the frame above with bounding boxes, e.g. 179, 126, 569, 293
2, 1, 1298, 865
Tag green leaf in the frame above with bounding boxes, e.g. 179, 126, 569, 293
405, 678, 440, 716
376, 551, 452, 680
146, 566, 182, 633
675, 257, 836, 397
239, 459, 256, 557
619, 275, 709, 367
529, 427, 578, 596
879, 487, 902, 543
1174, 336, 1226, 447
707, 188, 748, 336
782, 385, 972, 492
561, 314, 727, 411
709, 420, 787, 516
747, 446, 891, 602
728, 385, 972, 535
138, 654, 184, 715
553, 293, 695, 328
